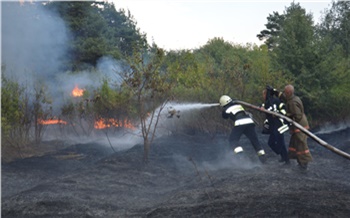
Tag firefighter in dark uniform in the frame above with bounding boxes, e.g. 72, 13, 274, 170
262, 88, 289, 164
269, 85, 313, 170
220, 95, 266, 163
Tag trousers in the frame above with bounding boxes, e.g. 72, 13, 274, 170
268, 127, 288, 162
229, 123, 263, 153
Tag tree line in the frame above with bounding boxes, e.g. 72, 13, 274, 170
2, 1, 350, 160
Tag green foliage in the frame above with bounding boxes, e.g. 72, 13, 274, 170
122, 46, 171, 112
120, 45, 175, 162
2, 70, 59, 150
317, 1, 350, 57
32, 83, 53, 142
1, 77, 24, 138
319, 56, 350, 122
196, 38, 247, 99
163, 49, 214, 104
94, 79, 133, 120
44, 1, 147, 69
3, 0, 350, 153
272, 3, 316, 78
257, 11, 285, 50
195, 38, 284, 103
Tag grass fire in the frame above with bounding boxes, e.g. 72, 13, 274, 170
2, 1, 350, 217
94, 118, 136, 130
71, 85, 85, 97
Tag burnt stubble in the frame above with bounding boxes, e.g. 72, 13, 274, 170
2, 128, 350, 218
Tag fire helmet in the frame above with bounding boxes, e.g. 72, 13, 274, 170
219, 95, 232, 107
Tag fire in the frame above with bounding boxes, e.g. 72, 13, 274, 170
38, 118, 67, 125
94, 118, 136, 130
72, 85, 84, 97
37, 116, 136, 130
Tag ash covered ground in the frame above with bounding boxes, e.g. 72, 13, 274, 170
2, 127, 350, 218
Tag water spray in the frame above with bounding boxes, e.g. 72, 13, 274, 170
166, 102, 220, 118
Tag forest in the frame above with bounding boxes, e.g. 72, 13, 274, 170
2, 1, 350, 159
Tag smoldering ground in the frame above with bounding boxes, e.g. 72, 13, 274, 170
2, 122, 350, 217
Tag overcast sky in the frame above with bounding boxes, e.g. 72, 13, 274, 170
113, 0, 333, 50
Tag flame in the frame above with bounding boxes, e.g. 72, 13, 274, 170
38, 117, 136, 129
38, 118, 67, 125
72, 85, 84, 97
94, 118, 136, 130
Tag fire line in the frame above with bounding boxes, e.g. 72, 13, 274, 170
94, 118, 136, 130
38, 119, 67, 125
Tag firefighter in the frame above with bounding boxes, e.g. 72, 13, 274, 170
261, 88, 289, 164
219, 95, 267, 163
269, 85, 313, 170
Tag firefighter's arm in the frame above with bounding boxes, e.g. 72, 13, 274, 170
288, 101, 303, 122
222, 110, 229, 119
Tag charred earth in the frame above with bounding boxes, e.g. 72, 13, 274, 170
2, 128, 350, 217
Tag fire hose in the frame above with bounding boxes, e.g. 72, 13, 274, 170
233, 100, 350, 161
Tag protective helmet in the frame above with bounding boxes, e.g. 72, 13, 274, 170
219, 95, 232, 107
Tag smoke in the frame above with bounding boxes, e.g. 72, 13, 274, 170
314, 120, 350, 135
1, 2, 126, 114
96, 56, 124, 86
2, 2, 70, 114
201, 152, 261, 171
1, 3, 221, 148
1, 2, 135, 149
2, 2, 69, 84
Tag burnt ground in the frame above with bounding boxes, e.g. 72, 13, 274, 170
2, 127, 350, 218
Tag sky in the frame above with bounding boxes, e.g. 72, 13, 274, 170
113, 0, 334, 50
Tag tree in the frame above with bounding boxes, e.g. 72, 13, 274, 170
313, 0, 350, 122
1, 75, 31, 157
257, 11, 285, 50
45, 1, 110, 69
45, 1, 148, 70
32, 83, 53, 143
261, 3, 320, 116
96, 1, 148, 56
317, 1, 350, 57
272, 3, 316, 77
120, 45, 173, 162
164, 49, 208, 101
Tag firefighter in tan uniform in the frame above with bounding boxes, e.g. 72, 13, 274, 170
269, 85, 312, 170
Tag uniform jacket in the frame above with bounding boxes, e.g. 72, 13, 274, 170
222, 101, 254, 126
263, 95, 287, 129
281, 94, 309, 131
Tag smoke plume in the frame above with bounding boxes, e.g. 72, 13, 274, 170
1, 2, 125, 114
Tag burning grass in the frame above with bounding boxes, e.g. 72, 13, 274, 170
71, 85, 85, 97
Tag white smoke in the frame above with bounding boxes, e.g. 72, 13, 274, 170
96, 56, 124, 86
314, 120, 350, 135
1, 2, 134, 149
2, 2, 69, 84
1, 3, 126, 114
